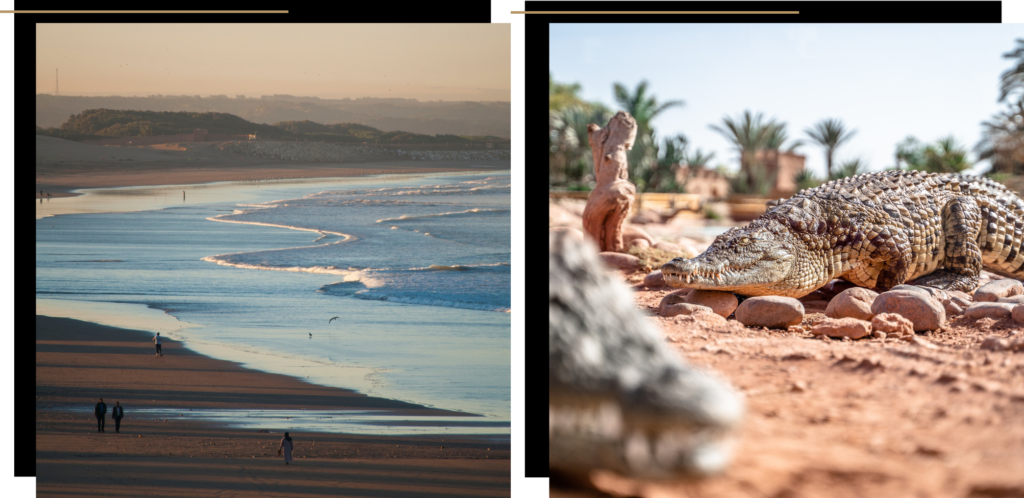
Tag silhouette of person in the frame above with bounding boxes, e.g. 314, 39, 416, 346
94, 398, 107, 432
112, 402, 124, 433
278, 432, 294, 465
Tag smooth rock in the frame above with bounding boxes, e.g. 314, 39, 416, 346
599, 252, 640, 272
673, 311, 727, 326
631, 209, 663, 225
622, 225, 655, 246
549, 227, 585, 243
687, 290, 739, 318
890, 284, 947, 301
549, 204, 583, 229
643, 270, 666, 287
735, 296, 805, 329
661, 303, 714, 318
1014, 304, 1024, 324
825, 288, 879, 321
871, 313, 914, 337
980, 336, 1010, 351
653, 241, 682, 254
997, 295, 1024, 305
659, 289, 693, 314
974, 279, 1024, 302
630, 238, 651, 249
810, 317, 873, 339
964, 302, 1017, 319
870, 290, 945, 331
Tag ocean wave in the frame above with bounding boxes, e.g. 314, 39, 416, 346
376, 208, 508, 223
203, 258, 384, 287
205, 214, 355, 244
353, 291, 510, 313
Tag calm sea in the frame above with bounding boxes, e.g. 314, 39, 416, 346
36, 171, 510, 424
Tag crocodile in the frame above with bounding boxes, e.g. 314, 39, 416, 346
549, 231, 744, 482
662, 170, 1024, 298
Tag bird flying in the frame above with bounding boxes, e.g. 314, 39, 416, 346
309, 333, 313, 338
328, 316, 340, 324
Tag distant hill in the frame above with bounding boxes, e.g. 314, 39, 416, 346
36, 94, 510, 139
35, 110, 506, 144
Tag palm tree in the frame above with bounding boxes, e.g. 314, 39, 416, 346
804, 118, 857, 180
612, 80, 684, 183
832, 158, 870, 180
549, 73, 588, 112
612, 80, 684, 135
709, 110, 775, 175
977, 100, 1024, 174
923, 136, 972, 174
683, 148, 716, 168
999, 38, 1024, 103
765, 123, 802, 153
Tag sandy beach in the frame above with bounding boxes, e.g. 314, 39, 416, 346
36, 315, 510, 497
35, 135, 509, 196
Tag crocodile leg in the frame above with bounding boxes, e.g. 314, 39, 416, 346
911, 196, 982, 291
870, 226, 913, 292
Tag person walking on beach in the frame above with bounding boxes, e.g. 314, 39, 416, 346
152, 332, 163, 357
112, 402, 124, 433
278, 432, 294, 465
94, 398, 107, 433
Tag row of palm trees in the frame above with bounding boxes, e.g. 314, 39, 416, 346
551, 75, 983, 195
977, 38, 1024, 175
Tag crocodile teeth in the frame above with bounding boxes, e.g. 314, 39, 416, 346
686, 274, 691, 284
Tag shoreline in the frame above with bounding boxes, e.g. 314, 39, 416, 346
36, 167, 507, 219
36, 315, 479, 417
36, 160, 508, 197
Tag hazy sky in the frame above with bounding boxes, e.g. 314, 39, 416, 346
36, 23, 510, 102
551, 24, 1023, 176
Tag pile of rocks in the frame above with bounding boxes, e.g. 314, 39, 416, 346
646, 273, 1024, 340
220, 141, 510, 162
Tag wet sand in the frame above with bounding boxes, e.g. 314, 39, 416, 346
36, 315, 510, 497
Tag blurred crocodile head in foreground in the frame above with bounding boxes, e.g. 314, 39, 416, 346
549, 231, 744, 482
663, 170, 1024, 298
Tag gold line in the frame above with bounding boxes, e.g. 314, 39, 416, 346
0, 10, 288, 13
511, 11, 799, 14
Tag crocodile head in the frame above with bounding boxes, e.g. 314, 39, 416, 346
662, 217, 809, 297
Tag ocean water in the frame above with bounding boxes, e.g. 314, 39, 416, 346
36, 171, 510, 427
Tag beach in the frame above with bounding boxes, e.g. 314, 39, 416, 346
36, 141, 512, 495
36, 315, 509, 497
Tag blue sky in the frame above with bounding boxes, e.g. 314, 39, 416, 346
551, 24, 1024, 177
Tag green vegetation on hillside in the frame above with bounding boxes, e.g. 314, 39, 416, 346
35, 110, 506, 144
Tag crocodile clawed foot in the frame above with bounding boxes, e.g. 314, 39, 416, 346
907, 270, 979, 293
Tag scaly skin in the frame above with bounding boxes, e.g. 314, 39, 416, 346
549, 231, 743, 481
662, 170, 1024, 298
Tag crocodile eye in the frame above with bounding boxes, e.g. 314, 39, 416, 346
738, 237, 751, 246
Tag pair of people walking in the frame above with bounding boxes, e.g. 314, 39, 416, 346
94, 398, 125, 433
153, 332, 163, 356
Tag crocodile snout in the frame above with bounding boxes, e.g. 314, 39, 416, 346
661, 258, 691, 284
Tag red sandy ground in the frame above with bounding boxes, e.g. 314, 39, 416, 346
555, 271, 1024, 498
